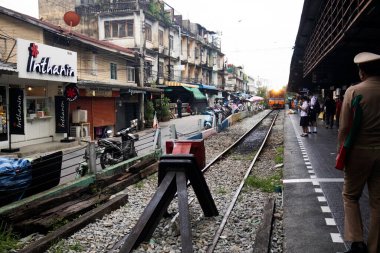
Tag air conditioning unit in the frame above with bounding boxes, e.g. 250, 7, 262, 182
72, 109, 88, 123
70, 125, 90, 138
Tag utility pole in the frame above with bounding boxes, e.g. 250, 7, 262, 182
139, 9, 145, 130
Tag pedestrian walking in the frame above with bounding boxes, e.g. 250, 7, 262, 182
176, 98, 182, 118
298, 96, 309, 137
308, 95, 320, 133
324, 95, 336, 128
338, 52, 380, 253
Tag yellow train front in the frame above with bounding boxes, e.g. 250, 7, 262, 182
268, 89, 285, 109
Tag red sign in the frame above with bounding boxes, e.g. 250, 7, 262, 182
64, 83, 79, 102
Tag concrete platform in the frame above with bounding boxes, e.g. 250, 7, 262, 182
283, 112, 370, 252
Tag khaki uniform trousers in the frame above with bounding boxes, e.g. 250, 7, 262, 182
343, 148, 380, 253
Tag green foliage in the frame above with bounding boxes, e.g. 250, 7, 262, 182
145, 100, 155, 127
147, 0, 172, 26
217, 187, 227, 194
275, 146, 284, 164
0, 223, 19, 253
245, 171, 282, 192
256, 86, 268, 99
51, 218, 69, 231
155, 97, 170, 120
69, 241, 84, 252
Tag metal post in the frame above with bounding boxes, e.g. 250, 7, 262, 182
88, 141, 97, 175
139, 9, 145, 130
198, 119, 202, 132
153, 128, 162, 150
169, 124, 177, 139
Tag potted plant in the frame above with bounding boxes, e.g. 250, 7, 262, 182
145, 100, 154, 128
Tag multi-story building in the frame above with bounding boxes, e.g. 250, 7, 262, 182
0, 6, 160, 149
225, 64, 248, 93
39, 0, 226, 110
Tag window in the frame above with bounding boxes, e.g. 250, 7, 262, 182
127, 67, 135, 82
104, 20, 133, 38
26, 86, 50, 117
169, 35, 173, 50
110, 63, 117, 79
145, 61, 152, 77
145, 24, 152, 41
127, 20, 134, 36
158, 62, 164, 77
159, 30, 164, 46
195, 48, 199, 59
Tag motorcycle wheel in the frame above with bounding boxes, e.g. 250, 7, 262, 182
100, 148, 121, 169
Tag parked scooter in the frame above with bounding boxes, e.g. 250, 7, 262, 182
98, 126, 139, 169
203, 108, 215, 129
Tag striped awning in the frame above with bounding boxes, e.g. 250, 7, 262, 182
165, 81, 198, 88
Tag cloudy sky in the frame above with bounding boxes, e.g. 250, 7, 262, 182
0, 0, 304, 89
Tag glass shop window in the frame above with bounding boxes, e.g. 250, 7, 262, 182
26, 86, 50, 117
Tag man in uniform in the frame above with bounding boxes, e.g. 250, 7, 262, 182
339, 52, 380, 253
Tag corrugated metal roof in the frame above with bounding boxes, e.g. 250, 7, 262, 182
0, 62, 17, 72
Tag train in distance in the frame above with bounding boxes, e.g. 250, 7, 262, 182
268, 88, 286, 109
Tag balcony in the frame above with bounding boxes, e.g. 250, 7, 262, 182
76, 0, 141, 15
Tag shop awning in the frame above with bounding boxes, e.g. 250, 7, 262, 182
0, 62, 17, 72
183, 86, 207, 100
198, 84, 219, 91
165, 81, 198, 88
77, 80, 162, 93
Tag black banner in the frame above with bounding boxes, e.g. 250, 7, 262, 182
9, 88, 25, 135
55, 96, 68, 133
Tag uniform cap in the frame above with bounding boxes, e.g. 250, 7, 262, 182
354, 52, 380, 64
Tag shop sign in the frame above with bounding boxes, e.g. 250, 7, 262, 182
85, 89, 113, 97
17, 38, 77, 83
9, 88, 25, 135
64, 83, 79, 102
55, 96, 68, 133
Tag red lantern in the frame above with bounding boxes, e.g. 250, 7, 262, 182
63, 11, 80, 27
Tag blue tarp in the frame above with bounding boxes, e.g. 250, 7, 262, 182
0, 158, 31, 191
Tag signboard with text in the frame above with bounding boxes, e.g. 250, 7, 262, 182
9, 88, 25, 135
17, 38, 77, 83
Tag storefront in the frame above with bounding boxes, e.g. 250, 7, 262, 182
0, 39, 77, 149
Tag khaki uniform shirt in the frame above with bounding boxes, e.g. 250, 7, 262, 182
338, 76, 380, 149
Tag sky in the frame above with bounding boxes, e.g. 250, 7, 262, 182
0, 0, 304, 89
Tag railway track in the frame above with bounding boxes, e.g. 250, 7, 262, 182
108, 110, 280, 253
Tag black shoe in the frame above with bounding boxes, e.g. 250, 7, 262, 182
343, 242, 368, 253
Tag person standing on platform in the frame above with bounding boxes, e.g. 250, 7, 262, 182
298, 96, 309, 137
324, 95, 336, 128
308, 95, 320, 133
339, 52, 380, 253
176, 98, 182, 118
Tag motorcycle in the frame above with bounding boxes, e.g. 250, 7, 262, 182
202, 108, 215, 129
98, 126, 139, 169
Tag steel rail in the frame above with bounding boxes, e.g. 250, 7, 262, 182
108, 110, 274, 252
206, 110, 279, 253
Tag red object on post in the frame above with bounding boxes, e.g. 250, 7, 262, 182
166, 140, 206, 170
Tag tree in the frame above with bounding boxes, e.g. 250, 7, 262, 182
256, 86, 268, 99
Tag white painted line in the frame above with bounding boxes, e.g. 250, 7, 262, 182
307, 166, 313, 169
304, 159, 310, 162
325, 218, 336, 226
308, 170, 315, 174
283, 178, 344, 183
318, 196, 327, 202
321, 206, 331, 213
312, 181, 320, 186
314, 188, 323, 193
330, 233, 344, 243
310, 175, 317, 179
305, 162, 311, 165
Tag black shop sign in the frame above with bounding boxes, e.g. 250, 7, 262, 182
55, 96, 68, 133
9, 88, 25, 135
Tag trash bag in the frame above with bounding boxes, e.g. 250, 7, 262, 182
0, 158, 32, 206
